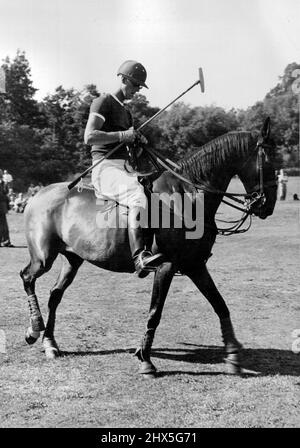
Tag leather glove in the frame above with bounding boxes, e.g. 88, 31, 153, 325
136, 131, 148, 145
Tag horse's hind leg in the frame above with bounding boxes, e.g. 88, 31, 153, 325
20, 259, 52, 345
186, 264, 242, 374
43, 252, 83, 359
20, 235, 60, 345
135, 262, 175, 377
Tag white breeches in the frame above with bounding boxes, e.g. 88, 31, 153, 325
91, 159, 147, 209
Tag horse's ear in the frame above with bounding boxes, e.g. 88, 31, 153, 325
261, 117, 271, 140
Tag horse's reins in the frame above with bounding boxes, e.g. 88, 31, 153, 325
142, 140, 273, 235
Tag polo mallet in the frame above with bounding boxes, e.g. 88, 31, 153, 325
138, 67, 205, 131
68, 68, 205, 190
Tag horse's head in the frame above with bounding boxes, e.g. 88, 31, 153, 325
237, 118, 277, 219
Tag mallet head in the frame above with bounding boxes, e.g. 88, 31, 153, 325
198, 67, 205, 93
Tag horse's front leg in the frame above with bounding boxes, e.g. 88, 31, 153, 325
187, 264, 242, 374
135, 262, 175, 377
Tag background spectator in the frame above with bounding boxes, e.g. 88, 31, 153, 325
7, 188, 16, 209
27, 183, 36, 196
3, 170, 13, 188
278, 169, 288, 200
13, 192, 27, 213
0, 169, 14, 247
34, 182, 44, 194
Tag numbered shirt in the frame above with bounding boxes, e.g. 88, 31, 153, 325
89, 93, 133, 160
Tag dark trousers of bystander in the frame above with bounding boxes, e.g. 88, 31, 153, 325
0, 201, 11, 245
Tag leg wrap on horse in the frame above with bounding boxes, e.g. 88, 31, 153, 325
27, 294, 45, 332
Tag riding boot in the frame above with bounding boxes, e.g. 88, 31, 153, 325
128, 207, 163, 278
143, 227, 155, 252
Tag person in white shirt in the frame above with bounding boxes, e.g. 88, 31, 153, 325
3, 170, 13, 187
277, 169, 288, 200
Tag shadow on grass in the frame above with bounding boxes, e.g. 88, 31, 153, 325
61, 348, 133, 357
61, 343, 300, 377
1, 245, 27, 249
152, 343, 300, 377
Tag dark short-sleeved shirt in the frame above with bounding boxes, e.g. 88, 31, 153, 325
89, 93, 133, 160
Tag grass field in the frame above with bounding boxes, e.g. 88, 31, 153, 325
0, 177, 299, 428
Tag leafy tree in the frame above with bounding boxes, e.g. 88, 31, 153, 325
0, 50, 44, 127
155, 103, 239, 160
40, 84, 100, 175
155, 103, 199, 159
0, 122, 45, 190
73, 84, 99, 170
239, 62, 300, 168
128, 94, 159, 125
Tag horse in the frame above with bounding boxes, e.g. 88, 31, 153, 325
20, 118, 277, 376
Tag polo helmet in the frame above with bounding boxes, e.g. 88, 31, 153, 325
117, 60, 148, 88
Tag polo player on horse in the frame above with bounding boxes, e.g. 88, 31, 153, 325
84, 60, 163, 278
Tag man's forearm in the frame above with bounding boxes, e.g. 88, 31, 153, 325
84, 130, 120, 146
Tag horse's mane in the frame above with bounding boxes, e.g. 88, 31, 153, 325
179, 131, 256, 180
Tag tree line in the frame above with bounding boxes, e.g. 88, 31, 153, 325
0, 50, 299, 191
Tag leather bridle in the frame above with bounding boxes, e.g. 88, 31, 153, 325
214, 139, 277, 235
142, 138, 276, 236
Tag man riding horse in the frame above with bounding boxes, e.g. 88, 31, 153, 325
84, 60, 163, 278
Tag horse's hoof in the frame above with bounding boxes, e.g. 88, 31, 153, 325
45, 347, 60, 359
226, 362, 241, 375
25, 327, 40, 345
225, 353, 242, 375
141, 372, 157, 379
139, 360, 157, 377
43, 338, 60, 359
